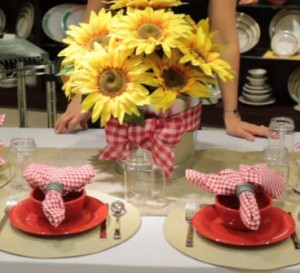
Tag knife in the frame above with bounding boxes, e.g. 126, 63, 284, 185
289, 212, 300, 250
99, 203, 108, 240
99, 218, 107, 240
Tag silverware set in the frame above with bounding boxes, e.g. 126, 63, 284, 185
99, 200, 126, 240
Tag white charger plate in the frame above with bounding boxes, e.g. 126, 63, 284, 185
42, 4, 76, 43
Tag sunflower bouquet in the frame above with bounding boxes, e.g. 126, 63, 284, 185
58, 0, 234, 178
58, 0, 233, 127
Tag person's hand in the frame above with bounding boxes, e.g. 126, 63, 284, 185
224, 112, 269, 141
54, 94, 91, 134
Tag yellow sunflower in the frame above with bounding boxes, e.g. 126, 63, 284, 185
179, 19, 234, 82
58, 9, 113, 66
69, 42, 155, 126
148, 50, 214, 112
106, 0, 186, 9
109, 7, 192, 58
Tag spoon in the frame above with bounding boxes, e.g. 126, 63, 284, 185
111, 200, 126, 239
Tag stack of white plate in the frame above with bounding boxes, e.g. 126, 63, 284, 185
288, 67, 300, 111
269, 9, 300, 56
42, 4, 86, 43
236, 12, 260, 53
239, 68, 275, 106
15, 2, 35, 39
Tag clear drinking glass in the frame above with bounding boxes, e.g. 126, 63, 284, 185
262, 145, 289, 198
124, 148, 166, 208
9, 137, 37, 191
268, 117, 295, 152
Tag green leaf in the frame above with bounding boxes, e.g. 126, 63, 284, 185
124, 109, 145, 125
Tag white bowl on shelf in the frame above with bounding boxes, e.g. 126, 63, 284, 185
246, 76, 268, 86
248, 68, 267, 78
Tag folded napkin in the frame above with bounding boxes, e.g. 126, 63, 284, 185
0, 114, 6, 165
186, 164, 285, 230
24, 163, 96, 227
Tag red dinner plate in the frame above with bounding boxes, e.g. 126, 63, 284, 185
8, 196, 108, 236
192, 205, 295, 246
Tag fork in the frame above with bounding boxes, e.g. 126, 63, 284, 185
0, 195, 18, 232
185, 202, 196, 247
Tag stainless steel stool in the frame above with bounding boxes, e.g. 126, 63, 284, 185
0, 34, 57, 128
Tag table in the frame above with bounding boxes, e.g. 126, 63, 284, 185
0, 128, 300, 273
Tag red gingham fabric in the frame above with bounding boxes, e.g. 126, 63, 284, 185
0, 114, 6, 165
99, 104, 202, 179
24, 163, 96, 227
186, 164, 285, 230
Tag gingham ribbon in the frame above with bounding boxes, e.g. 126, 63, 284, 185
99, 104, 202, 179
0, 114, 6, 165
186, 164, 285, 230
24, 163, 96, 227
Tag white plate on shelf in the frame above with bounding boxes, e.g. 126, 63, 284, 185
269, 9, 300, 53
271, 31, 299, 57
0, 8, 6, 33
42, 4, 75, 43
15, 1, 34, 39
236, 12, 260, 53
288, 67, 300, 103
239, 95, 275, 106
62, 5, 86, 32
244, 83, 271, 90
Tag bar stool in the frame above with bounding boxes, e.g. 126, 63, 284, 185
0, 34, 57, 128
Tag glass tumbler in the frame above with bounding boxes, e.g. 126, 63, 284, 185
124, 148, 166, 208
262, 145, 289, 198
268, 117, 295, 152
9, 137, 37, 191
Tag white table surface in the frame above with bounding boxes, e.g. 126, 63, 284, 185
1, 128, 300, 273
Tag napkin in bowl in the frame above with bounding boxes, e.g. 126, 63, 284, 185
0, 114, 6, 165
186, 164, 285, 230
24, 163, 96, 227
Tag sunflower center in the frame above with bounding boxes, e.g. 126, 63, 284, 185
162, 68, 185, 89
99, 69, 126, 95
87, 35, 110, 50
137, 24, 162, 40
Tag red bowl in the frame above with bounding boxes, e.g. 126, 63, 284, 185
215, 193, 272, 231
30, 187, 87, 221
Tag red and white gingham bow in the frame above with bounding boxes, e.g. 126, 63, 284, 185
0, 114, 6, 165
186, 164, 285, 230
24, 163, 96, 227
99, 104, 202, 179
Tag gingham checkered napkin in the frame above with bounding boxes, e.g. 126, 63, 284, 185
0, 114, 6, 165
24, 163, 96, 227
99, 104, 202, 179
186, 164, 285, 230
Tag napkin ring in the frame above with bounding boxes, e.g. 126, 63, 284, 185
46, 182, 64, 195
235, 183, 254, 196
